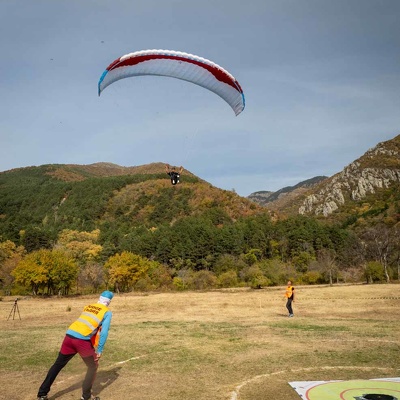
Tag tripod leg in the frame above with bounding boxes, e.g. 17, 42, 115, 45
7, 302, 21, 321
7, 304, 15, 321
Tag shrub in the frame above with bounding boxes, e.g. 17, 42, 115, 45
146, 263, 173, 290
259, 259, 297, 286
213, 254, 246, 276
364, 261, 385, 283
218, 270, 238, 288
241, 265, 271, 289
250, 275, 271, 289
191, 270, 217, 290
134, 276, 154, 292
300, 271, 323, 285
172, 277, 186, 291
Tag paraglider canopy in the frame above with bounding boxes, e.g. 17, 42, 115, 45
98, 49, 245, 116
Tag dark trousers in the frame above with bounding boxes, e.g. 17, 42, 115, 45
38, 337, 98, 400
286, 298, 293, 315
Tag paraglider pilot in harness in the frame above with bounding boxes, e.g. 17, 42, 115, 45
165, 164, 183, 185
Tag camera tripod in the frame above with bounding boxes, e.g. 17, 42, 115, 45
7, 299, 21, 320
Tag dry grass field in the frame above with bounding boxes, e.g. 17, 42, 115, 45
1, 284, 399, 400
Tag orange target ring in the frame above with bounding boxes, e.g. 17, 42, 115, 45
301, 380, 400, 400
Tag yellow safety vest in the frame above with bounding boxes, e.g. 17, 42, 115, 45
285, 286, 294, 299
68, 303, 109, 337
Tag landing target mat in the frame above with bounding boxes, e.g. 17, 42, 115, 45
289, 378, 400, 399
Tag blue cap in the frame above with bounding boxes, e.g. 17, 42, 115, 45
100, 290, 114, 300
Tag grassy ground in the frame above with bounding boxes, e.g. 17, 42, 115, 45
1, 284, 399, 400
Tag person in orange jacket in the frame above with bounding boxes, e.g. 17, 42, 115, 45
285, 281, 295, 317
37, 291, 114, 400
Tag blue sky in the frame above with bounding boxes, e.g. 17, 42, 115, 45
1, 0, 399, 196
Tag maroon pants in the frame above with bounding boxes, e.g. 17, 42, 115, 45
38, 335, 98, 400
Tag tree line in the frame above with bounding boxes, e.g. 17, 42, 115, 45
1, 167, 399, 295
1, 212, 399, 296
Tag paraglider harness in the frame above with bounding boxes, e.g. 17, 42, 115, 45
165, 165, 182, 185
168, 171, 180, 185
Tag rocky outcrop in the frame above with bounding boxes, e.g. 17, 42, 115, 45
299, 137, 400, 216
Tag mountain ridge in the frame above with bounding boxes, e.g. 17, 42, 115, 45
247, 134, 400, 224
1, 134, 399, 234
248, 176, 328, 207
297, 135, 400, 218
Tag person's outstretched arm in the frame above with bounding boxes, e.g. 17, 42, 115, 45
96, 311, 112, 356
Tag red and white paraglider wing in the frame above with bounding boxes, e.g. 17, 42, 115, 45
98, 49, 245, 116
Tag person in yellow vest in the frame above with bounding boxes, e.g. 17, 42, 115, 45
285, 281, 295, 317
37, 291, 114, 400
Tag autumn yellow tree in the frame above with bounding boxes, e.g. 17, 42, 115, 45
104, 251, 158, 292
55, 229, 104, 292
56, 229, 103, 265
12, 249, 78, 295
0, 240, 25, 295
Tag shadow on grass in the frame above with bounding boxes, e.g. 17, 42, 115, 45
49, 366, 121, 399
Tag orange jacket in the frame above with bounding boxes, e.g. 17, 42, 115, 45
285, 286, 294, 299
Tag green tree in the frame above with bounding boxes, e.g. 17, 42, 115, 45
19, 227, 55, 252
135, 262, 173, 291
241, 265, 271, 289
259, 259, 294, 286
242, 249, 262, 266
293, 251, 315, 274
213, 254, 246, 276
364, 261, 385, 283
301, 270, 324, 285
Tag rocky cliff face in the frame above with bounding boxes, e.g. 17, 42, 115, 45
248, 176, 328, 208
299, 135, 400, 216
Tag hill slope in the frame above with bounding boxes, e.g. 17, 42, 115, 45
276, 134, 400, 224
0, 162, 264, 243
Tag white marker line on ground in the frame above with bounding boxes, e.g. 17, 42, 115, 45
115, 354, 147, 364
114, 349, 178, 366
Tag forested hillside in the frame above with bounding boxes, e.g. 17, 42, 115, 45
1, 155, 399, 297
